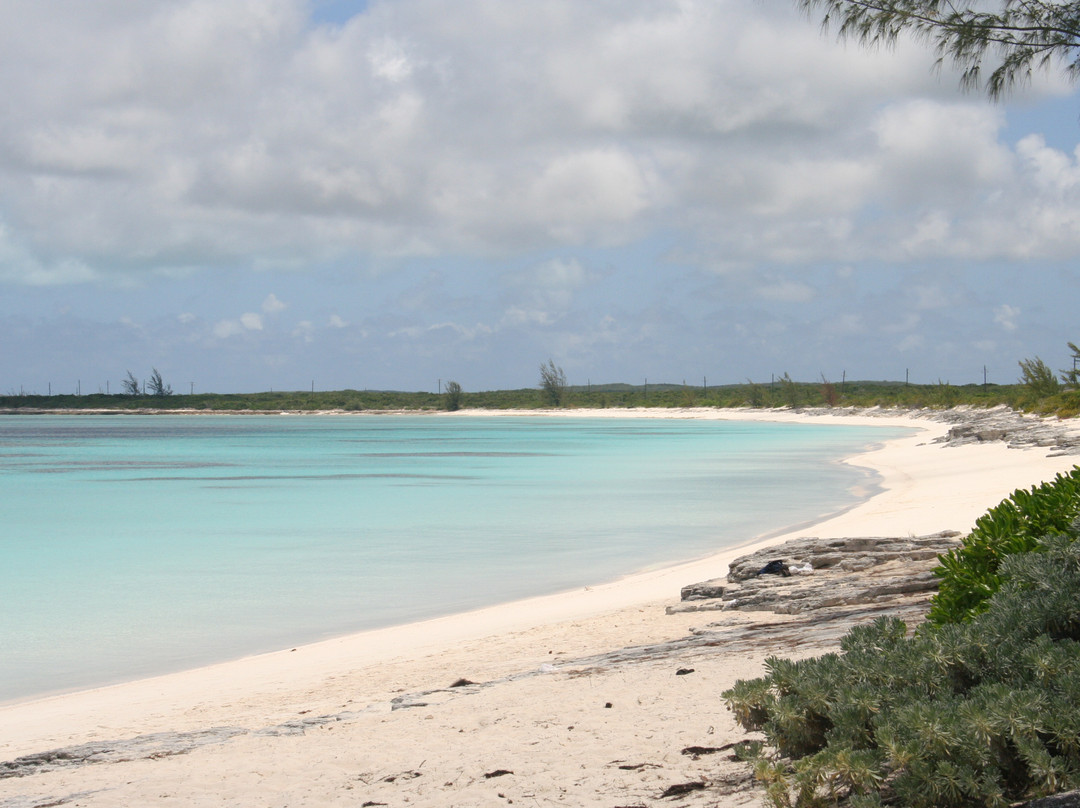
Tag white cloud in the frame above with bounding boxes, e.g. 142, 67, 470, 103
214, 311, 264, 338
0, 0, 1009, 283
873, 101, 1011, 198
912, 284, 948, 310
262, 293, 287, 313
368, 37, 414, 82
292, 320, 314, 342
213, 319, 244, 339
756, 280, 815, 303
1, 0, 1080, 396
994, 304, 1020, 331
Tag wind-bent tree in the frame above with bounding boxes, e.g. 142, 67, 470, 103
799, 0, 1080, 98
122, 370, 141, 396
147, 368, 173, 397
777, 372, 801, 407
1019, 355, 1060, 397
539, 359, 567, 407
1063, 341, 1080, 387
443, 380, 463, 411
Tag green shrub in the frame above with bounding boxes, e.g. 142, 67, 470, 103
928, 467, 1080, 625
723, 535, 1080, 807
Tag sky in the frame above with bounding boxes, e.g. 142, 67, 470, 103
2, 0, 1079, 395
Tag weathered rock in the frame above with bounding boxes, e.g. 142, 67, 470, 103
1023, 790, 1080, 808
680, 580, 727, 601
750, 405, 1080, 455
670, 533, 961, 616
723, 532, 961, 583
932, 407, 1080, 455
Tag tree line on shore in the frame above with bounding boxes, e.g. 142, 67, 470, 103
4, 345, 1079, 416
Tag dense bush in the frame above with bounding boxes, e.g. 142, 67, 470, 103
928, 467, 1080, 624
723, 532, 1080, 807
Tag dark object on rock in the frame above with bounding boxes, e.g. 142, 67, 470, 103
757, 560, 790, 577
660, 781, 706, 798
483, 769, 513, 779
604, 702, 613, 708
449, 678, 476, 688
675, 668, 695, 676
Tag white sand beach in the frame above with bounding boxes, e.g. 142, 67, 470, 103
2, 408, 1078, 807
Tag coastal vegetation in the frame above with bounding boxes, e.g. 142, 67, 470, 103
539, 359, 568, 407
147, 368, 173, 397
0, 341, 1070, 413
928, 468, 1080, 624
723, 468, 1080, 807
443, 380, 463, 411
2, 374, 1078, 415
1, 342, 1076, 414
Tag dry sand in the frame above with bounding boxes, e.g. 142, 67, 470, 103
2, 408, 1078, 807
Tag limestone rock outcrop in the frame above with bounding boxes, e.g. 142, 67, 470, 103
670, 532, 962, 615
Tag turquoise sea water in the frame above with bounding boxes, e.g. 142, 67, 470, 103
0, 414, 910, 702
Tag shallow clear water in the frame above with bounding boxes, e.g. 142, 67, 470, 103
0, 414, 909, 701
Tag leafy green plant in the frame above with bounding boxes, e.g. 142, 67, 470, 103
928, 467, 1080, 624
723, 533, 1080, 807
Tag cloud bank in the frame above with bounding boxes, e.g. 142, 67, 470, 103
1, 0, 1077, 392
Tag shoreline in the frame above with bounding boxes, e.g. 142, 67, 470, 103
0, 409, 912, 703
3, 407, 1079, 806
0, 406, 905, 704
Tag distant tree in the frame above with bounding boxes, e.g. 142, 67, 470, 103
778, 372, 800, 407
745, 379, 769, 408
539, 359, 568, 407
1020, 355, 1060, 397
444, 380, 463, 411
122, 370, 141, 396
1063, 341, 1080, 387
799, 0, 1080, 99
819, 373, 840, 407
147, 368, 173, 397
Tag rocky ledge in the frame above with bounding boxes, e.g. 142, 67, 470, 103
932, 407, 1080, 455
766, 405, 1080, 455
669, 532, 962, 616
